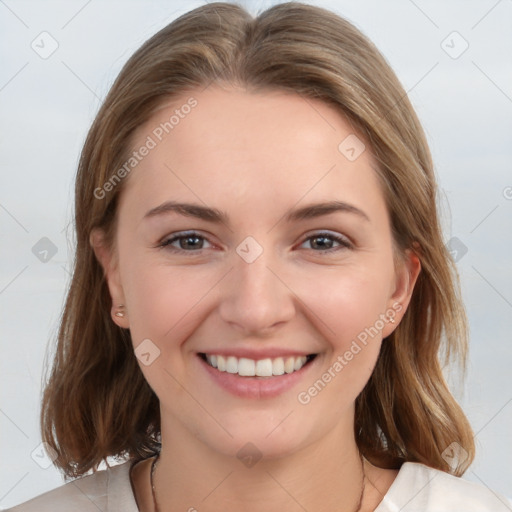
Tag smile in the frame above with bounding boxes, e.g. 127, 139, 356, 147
197, 351, 320, 399
200, 353, 317, 378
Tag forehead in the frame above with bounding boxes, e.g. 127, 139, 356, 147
133, 85, 359, 166
122, 85, 386, 224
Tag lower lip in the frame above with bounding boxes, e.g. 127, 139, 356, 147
197, 354, 318, 399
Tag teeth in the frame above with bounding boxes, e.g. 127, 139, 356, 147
256, 358, 273, 376
284, 357, 295, 374
204, 354, 310, 377
238, 358, 255, 376
273, 357, 285, 376
226, 356, 238, 373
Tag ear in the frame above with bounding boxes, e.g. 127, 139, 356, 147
382, 247, 421, 338
90, 228, 130, 329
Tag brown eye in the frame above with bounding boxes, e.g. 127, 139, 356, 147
300, 232, 352, 252
160, 232, 212, 252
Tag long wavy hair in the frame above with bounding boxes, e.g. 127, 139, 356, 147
41, 1, 475, 479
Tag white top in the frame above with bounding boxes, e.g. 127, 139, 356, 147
4, 460, 512, 511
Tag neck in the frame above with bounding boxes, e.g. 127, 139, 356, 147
153, 416, 366, 512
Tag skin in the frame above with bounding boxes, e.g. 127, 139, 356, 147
92, 84, 421, 512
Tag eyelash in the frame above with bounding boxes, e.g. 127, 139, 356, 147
158, 231, 353, 254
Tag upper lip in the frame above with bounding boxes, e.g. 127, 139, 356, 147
198, 348, 317, 359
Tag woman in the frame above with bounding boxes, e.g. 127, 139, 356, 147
7, 2, 511, 511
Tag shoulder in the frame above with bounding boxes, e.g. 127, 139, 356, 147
3, 460, 138, 512
377, 461, 512, 512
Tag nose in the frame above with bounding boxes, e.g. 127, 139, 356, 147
218, 245, 296, 335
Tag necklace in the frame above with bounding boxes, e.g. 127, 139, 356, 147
150, 452, 366, 512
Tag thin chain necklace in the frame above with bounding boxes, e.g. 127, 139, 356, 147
150, 452, 366, 512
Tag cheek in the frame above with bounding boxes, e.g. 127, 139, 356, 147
297, 264, 393, 345
294, 270, 391, 409
121, 259, 216, 346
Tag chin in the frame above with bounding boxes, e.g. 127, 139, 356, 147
200, 416, 315, 463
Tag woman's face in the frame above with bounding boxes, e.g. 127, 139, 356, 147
96, 85, 420, 460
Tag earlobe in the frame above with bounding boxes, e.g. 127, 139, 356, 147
114, 304, 126, 318
111, 303, 130, 328
90, 228, 130, 329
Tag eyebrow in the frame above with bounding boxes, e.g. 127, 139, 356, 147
143, 200, 370, 225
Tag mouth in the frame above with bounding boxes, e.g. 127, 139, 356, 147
198, 352, 318, 378
196, 351, 321, 399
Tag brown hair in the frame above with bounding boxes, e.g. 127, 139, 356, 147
41, 1, 475, 479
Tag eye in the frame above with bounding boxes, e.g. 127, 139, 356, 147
158, 230, 352, 254
159, 231, 213, 253
299, 231, 352, 252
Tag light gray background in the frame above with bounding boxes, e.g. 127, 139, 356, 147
1, 0, 511, 508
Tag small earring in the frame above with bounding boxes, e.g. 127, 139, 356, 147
115, 304, 125, 318
388, 316, 396, 324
